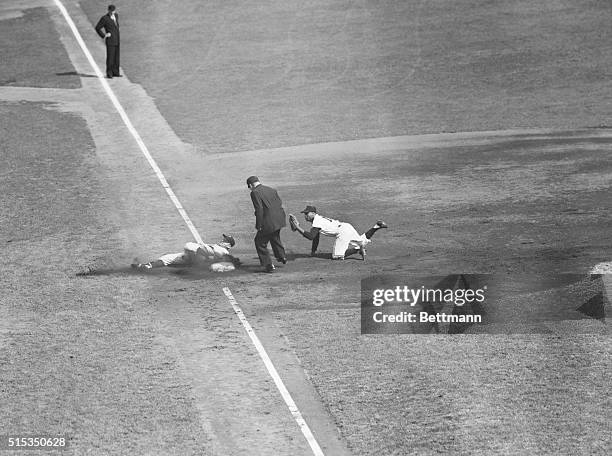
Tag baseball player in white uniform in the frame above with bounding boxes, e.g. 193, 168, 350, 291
131, 234, 239, 272
289, 206, 387, 260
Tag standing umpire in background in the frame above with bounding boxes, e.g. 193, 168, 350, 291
247, 176, 287, 273
95, 5, 121, 78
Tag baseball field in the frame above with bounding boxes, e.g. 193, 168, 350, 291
1, 0, 611, 455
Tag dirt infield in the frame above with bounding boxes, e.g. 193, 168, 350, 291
2, 1, 611, 455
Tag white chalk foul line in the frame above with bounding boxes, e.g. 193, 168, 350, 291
222, 288, 325, 456
53, 0, 204, 246
54, 1, 325, 454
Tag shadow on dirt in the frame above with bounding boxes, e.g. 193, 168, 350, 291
76, 264, 253, 279
56, 71, 97, 78
74, 251, 365, 279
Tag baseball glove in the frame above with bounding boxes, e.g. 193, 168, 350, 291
289, 213, 299, 231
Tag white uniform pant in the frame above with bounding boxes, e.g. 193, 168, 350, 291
159, 242, 235, 271
332, 223, 371, 259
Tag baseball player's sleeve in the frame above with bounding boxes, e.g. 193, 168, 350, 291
296, 226, 320, 255
311, 230, 320, 255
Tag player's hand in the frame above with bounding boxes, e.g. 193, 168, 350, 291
105, 32, 111, 37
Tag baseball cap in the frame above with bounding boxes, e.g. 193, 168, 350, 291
300, 205, 317, 214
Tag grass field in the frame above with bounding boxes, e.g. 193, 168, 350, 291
1, 1, 611, 455
0, 7, 79, 88
80, 0, 612, 153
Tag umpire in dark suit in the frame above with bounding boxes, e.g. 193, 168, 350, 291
247, 176, 287, 273
95, 5, 121, 78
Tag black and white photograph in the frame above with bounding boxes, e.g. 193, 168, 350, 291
1, 0, 611, 454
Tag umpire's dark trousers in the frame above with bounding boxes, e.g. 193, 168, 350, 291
254, 229, 285, 266
106, 44, 120, 77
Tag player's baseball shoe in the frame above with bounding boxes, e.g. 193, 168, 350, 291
376, 220, 388, 229
276, 257, 287, 264
131, 263, 152, 270
265, 264, 276, 273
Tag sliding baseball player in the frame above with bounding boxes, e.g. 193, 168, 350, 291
132, 234, 239, 272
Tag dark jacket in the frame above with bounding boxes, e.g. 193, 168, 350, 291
250, 184, 286, 234
95, 13, 120, 46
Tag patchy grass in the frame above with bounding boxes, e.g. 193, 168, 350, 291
0, 102, 211, 454
0, 7, 80, 89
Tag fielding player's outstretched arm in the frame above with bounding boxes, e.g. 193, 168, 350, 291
296, 226, 320, 254
310, 231, 320, 255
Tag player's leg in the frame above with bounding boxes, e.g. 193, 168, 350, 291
335, 224, 363, 260
132, 251, 188, 270
355, 219, 388, 260
332, 235, 351, 260
364, 220, 388, 239
132, 259, 165, 269
345, 238, 369, 261
344, 247, 359, 257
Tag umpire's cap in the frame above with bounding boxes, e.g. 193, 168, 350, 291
300, 205, 317, 214
246, 176, 259, 186
222, 234, 236, 247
